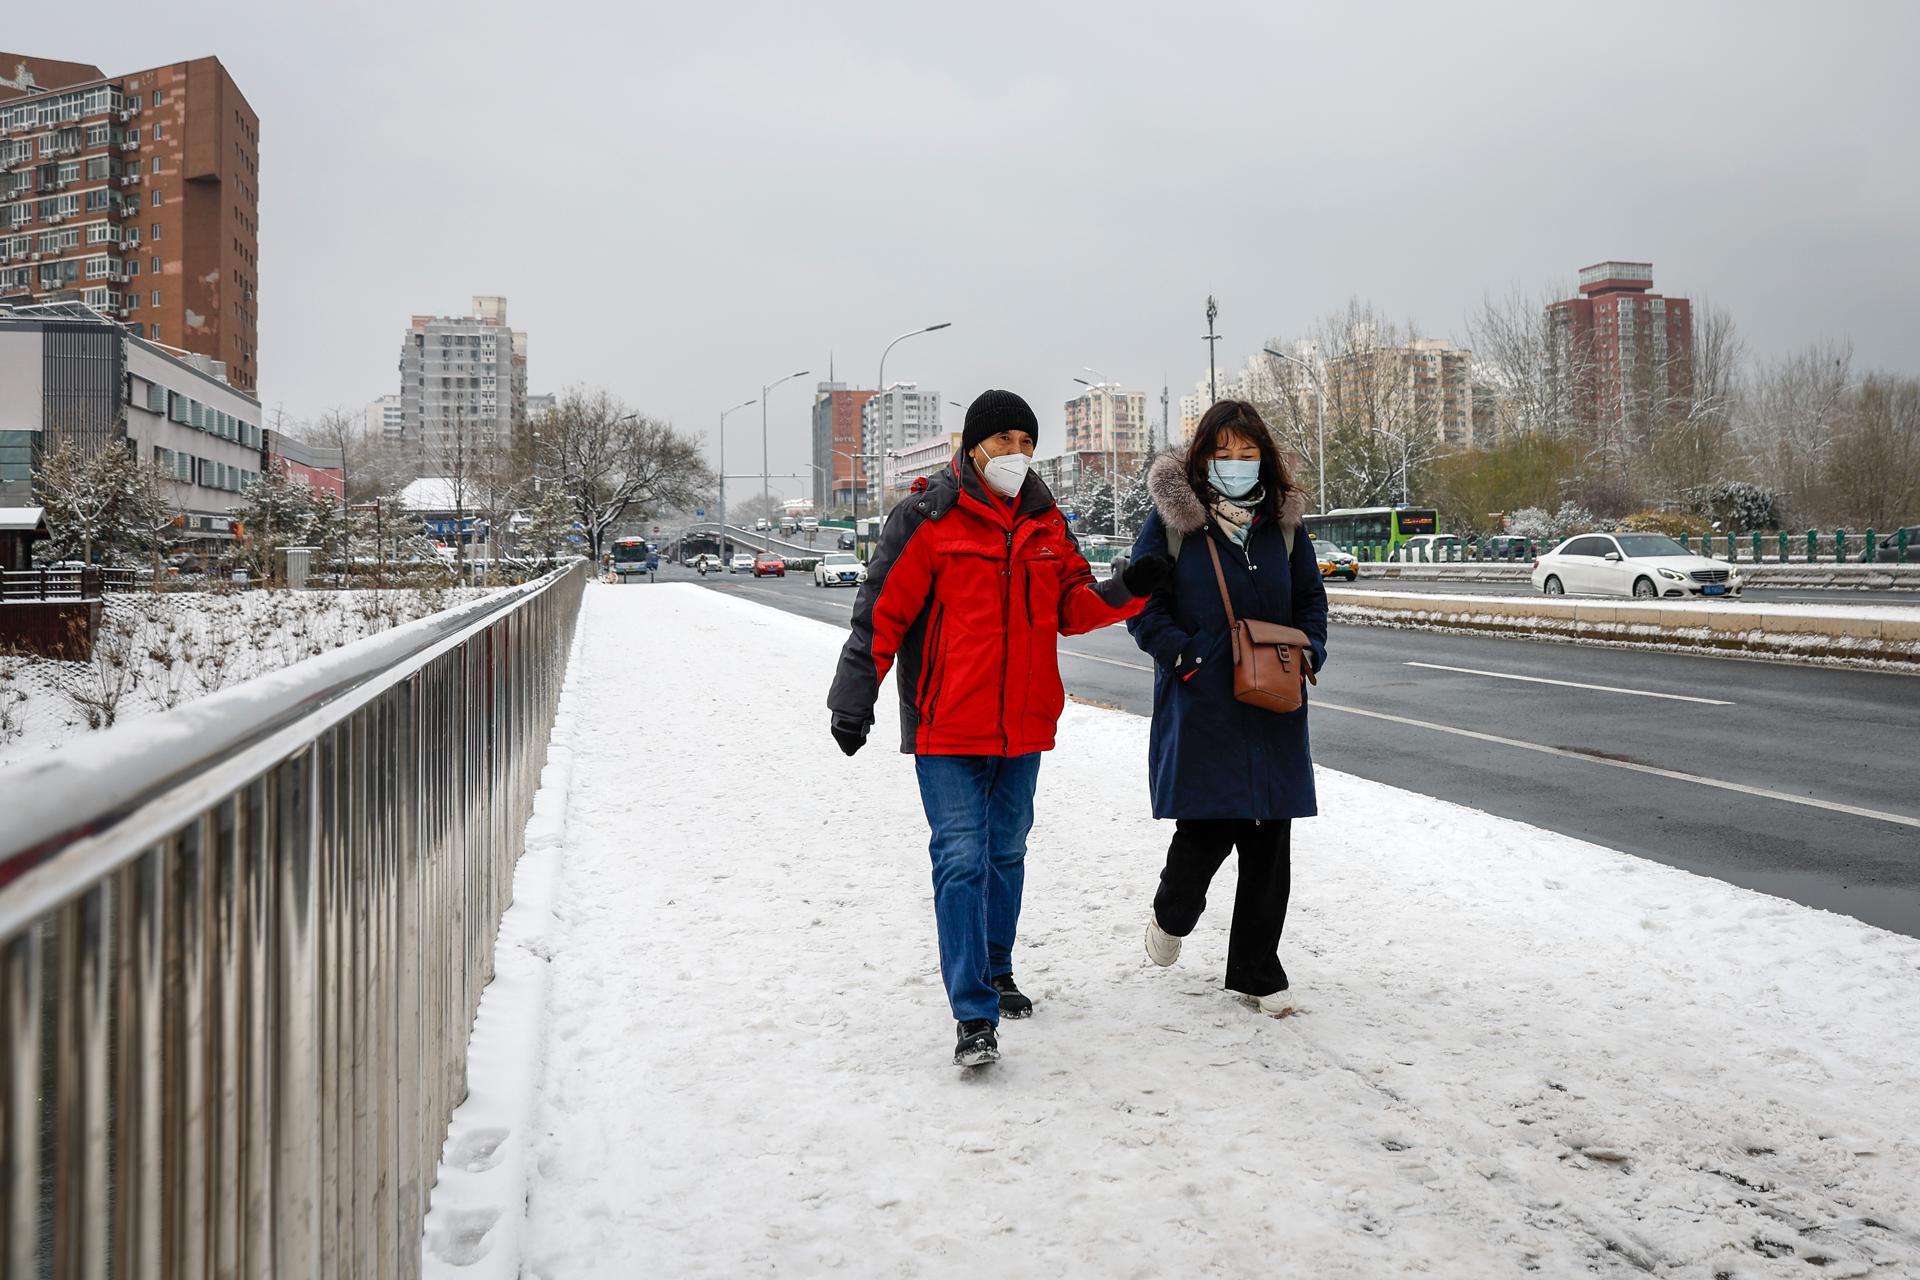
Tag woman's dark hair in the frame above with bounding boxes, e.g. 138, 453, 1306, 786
1183, 399, 1296, 522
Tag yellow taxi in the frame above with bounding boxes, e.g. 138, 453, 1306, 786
1313, 539, 1360, 582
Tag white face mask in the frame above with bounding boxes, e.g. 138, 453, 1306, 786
976, 450, 1031, 498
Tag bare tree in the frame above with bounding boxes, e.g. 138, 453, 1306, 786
541, 387, 714, 559
1732, 339, 1853, 523
1824, 374, 1920, 530
1464, 284, 1593, 443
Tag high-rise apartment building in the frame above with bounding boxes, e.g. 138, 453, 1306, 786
1177, 369, 1241, 445
1063, 384, 1149, 455
1548, 261, 1692, 431
366, 393, 403, 440
811, 382, 877, 513
0, 53, 259, 391
860, 382, 941, 504
1324, 337, 1476, 449
396, 295, 528, 470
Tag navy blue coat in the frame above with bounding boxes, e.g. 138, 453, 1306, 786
1126, 471, 1329, 821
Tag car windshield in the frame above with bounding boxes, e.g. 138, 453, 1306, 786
1615, 534, 1690, 558
825, 554, 857, 565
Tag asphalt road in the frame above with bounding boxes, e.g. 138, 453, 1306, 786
654, 564, 1920, 939
1335, 576, 1920, 608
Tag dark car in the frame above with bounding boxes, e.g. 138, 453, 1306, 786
1857, 525, 1920, 563
752, 551, 786, 578
837, 532, 856, 550
1478, 535, 1533, 561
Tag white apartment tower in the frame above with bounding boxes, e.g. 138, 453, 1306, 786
396, 295, 529, 469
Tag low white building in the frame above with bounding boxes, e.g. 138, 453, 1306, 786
0, 302, 263, 547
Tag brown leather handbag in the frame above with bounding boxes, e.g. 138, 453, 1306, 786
1205, 535, 1316, 714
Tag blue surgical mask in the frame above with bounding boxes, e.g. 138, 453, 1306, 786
1207, 459, 1261, 499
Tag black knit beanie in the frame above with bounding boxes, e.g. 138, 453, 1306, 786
961, 389, 1039, 456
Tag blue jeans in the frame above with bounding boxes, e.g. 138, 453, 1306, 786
914, 753, 1042, 1025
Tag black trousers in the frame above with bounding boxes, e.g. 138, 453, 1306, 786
1152, 818, 1291, 997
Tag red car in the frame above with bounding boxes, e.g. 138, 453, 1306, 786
752, 551, 786, 578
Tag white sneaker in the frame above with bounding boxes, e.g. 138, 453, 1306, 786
1240, 987, 1297, 1018
1144, 916, 1182, 967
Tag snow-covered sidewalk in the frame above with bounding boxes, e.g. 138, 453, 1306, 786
434, 583, 1920, 1278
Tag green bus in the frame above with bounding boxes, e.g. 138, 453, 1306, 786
1303, 507, 1437, 559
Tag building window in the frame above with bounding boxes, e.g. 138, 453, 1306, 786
150, 157, 161, 174
151, 223, 160, 240
150, 191, 161, 209
150, 255, 159, 272
151, 290, 160, 306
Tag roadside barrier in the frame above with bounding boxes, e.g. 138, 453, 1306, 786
1325, 587, 1920, 666
0, 562, 587, 1277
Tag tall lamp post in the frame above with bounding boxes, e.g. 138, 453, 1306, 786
1073, 367, 1120, 537
876, 322, 952, 519
831, 448, 874, 524
760, 369, 809, 524
1203, 296, 1222, 404
1262, 345, 1326, 514
717, 398, 756, 550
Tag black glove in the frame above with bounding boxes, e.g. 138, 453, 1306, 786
1121, 552, 1175, 597
830, 717, 869, 757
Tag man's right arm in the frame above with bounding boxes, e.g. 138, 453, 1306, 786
827, 504, 936, 741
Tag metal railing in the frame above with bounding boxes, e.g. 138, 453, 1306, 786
0, 560, 587, 1278
1, 568, 143, 602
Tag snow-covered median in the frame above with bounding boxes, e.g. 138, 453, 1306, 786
0, 586, 496, 768
435, 583, 1920, 1278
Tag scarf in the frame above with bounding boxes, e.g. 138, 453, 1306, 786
1208, 487, 1262, 546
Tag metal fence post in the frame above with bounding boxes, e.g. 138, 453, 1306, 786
1864, 528, 1877, 562
1835, 529, 1847, 563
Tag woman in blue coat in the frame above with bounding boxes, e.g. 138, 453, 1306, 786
1125, 400, 1328, 1016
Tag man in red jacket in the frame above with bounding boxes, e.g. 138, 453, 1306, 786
828, 389, 1173, 1067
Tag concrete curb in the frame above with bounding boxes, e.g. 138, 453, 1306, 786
1356, 563, 1920, 589
1326, 589, 1920, 667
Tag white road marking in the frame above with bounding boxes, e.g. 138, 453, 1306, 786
1060, 649, 1153, 672
1403, 661, 1734, 706
1315, 701, 1920, 830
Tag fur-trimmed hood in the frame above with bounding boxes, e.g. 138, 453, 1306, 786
1146, 452, 1306, 535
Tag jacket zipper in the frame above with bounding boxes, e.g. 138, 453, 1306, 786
999, 527, 1013, 754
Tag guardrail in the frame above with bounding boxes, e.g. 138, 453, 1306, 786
0, 560, 587, 1278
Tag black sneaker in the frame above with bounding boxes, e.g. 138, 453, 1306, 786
989, 973, 1033, 1019
954, 1019, 999, 1067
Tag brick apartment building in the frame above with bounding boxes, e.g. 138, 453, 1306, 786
1548, 261, 1693, 430
811, 382, 877, 513
0, 52, 260, 391
1063, 384, 1150, 455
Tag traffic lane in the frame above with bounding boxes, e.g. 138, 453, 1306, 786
1318, 623, 1920, 821
1339, 577, 1919, 607
694, 576, 1920, 937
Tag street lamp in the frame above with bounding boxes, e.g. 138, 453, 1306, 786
717, 398, 756, 546
876, 322, 952, 519
761, 369, 809, 524
1074, 368, 1121, 537
831, 448, 875, 524
1262, 346, 1327, 514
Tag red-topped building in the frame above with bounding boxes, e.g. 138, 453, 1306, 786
1548, 261, 1691, 430
0, 52, 259, 390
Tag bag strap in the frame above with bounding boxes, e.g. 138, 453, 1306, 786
1203, 534, 1239, 631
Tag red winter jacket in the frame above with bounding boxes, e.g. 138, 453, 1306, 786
828, 457, 1145, 756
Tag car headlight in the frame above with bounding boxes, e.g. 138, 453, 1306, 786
1657, 568, 1688, 581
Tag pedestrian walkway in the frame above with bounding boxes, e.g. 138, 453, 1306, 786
425, 583, 1920, 1279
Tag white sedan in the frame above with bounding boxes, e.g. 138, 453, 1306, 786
1531, 532, 1744, 600
728, 554, 755, 573
814, 552, 868, 588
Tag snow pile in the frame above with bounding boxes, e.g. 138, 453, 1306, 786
0, 586, 495, 768
432, 584, 1920, 1278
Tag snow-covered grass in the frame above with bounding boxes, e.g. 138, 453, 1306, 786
0, 586, 495, 768
427, 584, 1920, 1278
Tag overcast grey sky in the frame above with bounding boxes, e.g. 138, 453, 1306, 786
15, 0, 1920, 496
